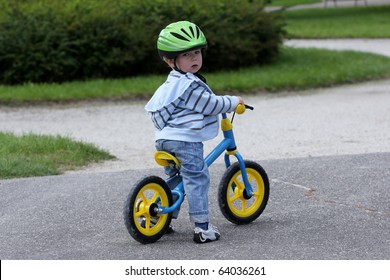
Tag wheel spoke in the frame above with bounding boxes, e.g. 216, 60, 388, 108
134, 209, 146, 217
241, 199, 247, 212
145, 216, 151, 230
135, 192, 149, 218
151, 191, 159, 203
140, 191, 147, 204
233, 177, 242, 188
228, 192, 241, 203
229, 177, 245, 203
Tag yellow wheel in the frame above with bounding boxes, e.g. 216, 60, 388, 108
124, 176, 172, 244
218, 161, 269, 224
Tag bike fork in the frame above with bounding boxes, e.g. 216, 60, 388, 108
224, 151, 254, 198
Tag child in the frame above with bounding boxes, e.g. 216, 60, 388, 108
145, 21, 244, 243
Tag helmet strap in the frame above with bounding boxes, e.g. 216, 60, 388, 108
194, 72, 207, 84
173, 57, 185, 74
173, 55, 207, 84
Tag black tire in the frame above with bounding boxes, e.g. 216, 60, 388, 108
123, 176, 173, 244
218, 160, 269, 224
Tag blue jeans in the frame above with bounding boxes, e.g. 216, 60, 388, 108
155, 140, 210, 223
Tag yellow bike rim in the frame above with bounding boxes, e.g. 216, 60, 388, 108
226, 168, 265, 218
133, 183, 169, 236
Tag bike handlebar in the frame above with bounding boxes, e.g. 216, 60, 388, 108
235, 103, 254, 114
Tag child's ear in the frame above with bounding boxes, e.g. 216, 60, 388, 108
164, 57, 175, 68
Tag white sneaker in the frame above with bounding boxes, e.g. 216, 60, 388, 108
193, 224, 220, 243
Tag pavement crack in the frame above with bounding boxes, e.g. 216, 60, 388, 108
271, 178, 390, 217
271, 178, 314, 193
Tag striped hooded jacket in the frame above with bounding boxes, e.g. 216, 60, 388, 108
145, 70, 240, 142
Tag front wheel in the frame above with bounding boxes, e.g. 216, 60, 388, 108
218, 160, 269, 225
123, 176, 173, 244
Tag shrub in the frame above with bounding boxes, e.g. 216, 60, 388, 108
0, 0, 285, 85
0, 8, 78, 84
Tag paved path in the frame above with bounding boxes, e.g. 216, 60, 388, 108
1, 77, 389, 173
293, 0, 390, 9
285, 38, 390, 58
266, 0, 390, 11
1, 152, 389, 259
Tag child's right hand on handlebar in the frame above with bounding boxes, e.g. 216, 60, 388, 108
235, 95, 254, 114
234, 96, 245, 114
238, 96, 244, 105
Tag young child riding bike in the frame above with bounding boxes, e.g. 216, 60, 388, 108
145, 21, 244, 243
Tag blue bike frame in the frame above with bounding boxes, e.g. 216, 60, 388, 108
159, 112, 253, 215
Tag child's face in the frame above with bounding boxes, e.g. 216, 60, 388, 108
167, 49, 203, 73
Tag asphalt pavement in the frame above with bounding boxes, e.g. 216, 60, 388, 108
1, 152, 389, 260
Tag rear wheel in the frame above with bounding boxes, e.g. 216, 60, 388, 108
218, 161, 269, 224
123, 176, 172, 244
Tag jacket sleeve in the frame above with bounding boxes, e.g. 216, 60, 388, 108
182, 81, 240, 115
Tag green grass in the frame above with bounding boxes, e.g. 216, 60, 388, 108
0, 75, 166, 104
268, 0, 320, 7
209, 47, 390, 92
284, 5, 390, 38
0, 132, 115, 179
1, 47, 390, 105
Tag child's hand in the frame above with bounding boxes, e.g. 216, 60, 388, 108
237, 96, 244, 105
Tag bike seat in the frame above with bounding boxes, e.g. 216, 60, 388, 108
154, 151, 181, 168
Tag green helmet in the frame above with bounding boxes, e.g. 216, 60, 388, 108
157, 21, 207, 59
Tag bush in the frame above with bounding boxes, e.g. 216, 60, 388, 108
0, 8, 78, 84
195, 1, 285, 70
0, 0, 285, 85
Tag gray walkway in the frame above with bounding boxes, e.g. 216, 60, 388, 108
285, 38, 390, 58
293, 0, 390, 9
266, 0, 390, 11
1, 39, 390, 173
1, 78, 390, 173
1, 152, 389, 259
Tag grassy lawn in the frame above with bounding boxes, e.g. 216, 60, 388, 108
1, 47, 390, 105
209, 48, 390, 92
284, 5, 390, 38
268, 0, 320, 6
0, 132, 115, 179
